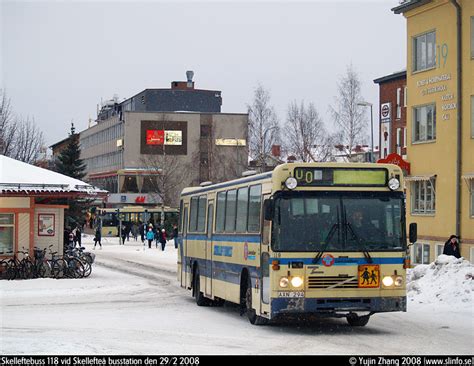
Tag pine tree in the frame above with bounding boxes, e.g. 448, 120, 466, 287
54, 123, 88, 229
55, 123, 86, 180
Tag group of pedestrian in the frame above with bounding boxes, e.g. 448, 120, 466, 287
64, 225, 83, 252
144, 223, 167, 250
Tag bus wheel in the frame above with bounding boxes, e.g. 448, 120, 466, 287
245, 278, 268, 325
346, 314, 370, 327
193, 267, 210, 306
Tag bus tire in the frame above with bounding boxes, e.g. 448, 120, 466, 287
346, 314, 370, 327
245, 277, 268, 325
193, 266, 210, 306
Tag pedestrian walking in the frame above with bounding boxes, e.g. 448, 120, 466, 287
146, 227, 154, 249
443, 234, 461, 259
75, 226, 82, 247
139, 221, 145, 243
121, 224, 127, 245
159, 228, 167, 251
131, 222, 139, 241
172, 224, 178, 249
94, 227, 102, 250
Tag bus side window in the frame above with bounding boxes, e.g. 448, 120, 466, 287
248, 185, 262, 233
197, 195, 207, 232
225, 190, 237, 232
216, 191, 226, 233
236, 187, 249, 233
189, 197, 199, 232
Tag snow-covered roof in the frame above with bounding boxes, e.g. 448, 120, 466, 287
0, 155, 108, 196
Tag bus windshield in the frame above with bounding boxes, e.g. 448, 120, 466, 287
272, 191, 405, 252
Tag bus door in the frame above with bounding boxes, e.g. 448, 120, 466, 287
260, 194, 271, 317
181, 204, 190, 289
205, 201, 214, 297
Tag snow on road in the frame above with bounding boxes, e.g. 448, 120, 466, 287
0, 235, 473, 355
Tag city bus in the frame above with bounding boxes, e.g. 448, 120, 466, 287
177, 163, 417, 326
99, 206, 179, 237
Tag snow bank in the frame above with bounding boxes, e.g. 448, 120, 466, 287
407, 255, 474, 307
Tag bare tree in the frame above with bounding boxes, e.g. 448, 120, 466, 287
247, 84, 280, 172
285, 101, 335, 162
141, 153, 193, 209
329, 65, 367, 157
0, 90, 17, 156
11, 116, 45, 164
0, 90, 45, 163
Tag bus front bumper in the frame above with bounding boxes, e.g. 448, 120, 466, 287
270, 296, 406, 318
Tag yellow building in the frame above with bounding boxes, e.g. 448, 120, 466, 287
392, 0, 473, 264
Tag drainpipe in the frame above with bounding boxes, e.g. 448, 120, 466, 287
449, 0, 462, 239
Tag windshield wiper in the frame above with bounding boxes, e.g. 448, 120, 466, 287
313, 206, 340, 264
345, 221, 373, 264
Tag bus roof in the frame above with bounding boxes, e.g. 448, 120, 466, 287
181, 162, 403, 197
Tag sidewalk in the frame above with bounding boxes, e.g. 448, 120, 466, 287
81, 234, 178, 274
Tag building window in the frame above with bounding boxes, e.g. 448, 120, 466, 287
436, 244, 444, 258
413, 104, 436, 142
412, 179, 436, 215
404, 86, 408, 108
413, 31, 436, 72
396, 128, 402, 155
414, 243, 430, 264
0, 214, 14, 254
403, 128, 407, 148
121, 176, 139, 193
470, 247, 474, 265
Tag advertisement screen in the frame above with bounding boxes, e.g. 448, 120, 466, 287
165, 130, 182, 145
146, 130, 164, 145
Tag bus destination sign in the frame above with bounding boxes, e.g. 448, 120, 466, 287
293, 167, 387, 187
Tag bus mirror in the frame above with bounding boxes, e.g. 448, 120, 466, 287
409, 223, 417, 244
264, 199, 274, 221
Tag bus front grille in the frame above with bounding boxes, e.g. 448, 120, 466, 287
308, 276, 358, 289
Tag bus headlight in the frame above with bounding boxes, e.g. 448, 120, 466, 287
394, 276, 403, 287
382, 276, 394, 287
388, 178, 400, 191
279, 277, 289, 288
291, 276, 304, 288
285, 177, 298, 190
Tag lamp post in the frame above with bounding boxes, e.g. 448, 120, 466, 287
357, 101, 374, 163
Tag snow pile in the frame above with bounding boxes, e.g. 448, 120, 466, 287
407, 255, 474, 307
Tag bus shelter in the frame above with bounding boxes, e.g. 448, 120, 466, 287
0, 155, 107, 259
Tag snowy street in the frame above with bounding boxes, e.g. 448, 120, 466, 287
1, 236, 473, 355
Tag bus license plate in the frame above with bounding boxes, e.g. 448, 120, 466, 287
278, 291, 305, 298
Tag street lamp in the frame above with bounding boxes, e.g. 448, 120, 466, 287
357, 101, 374, 163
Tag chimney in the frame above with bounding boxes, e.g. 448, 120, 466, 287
186, 70, 194, 88
271, 144, 281, 157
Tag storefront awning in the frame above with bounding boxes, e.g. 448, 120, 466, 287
462, 173, 474, 192
404, 174, 436, 181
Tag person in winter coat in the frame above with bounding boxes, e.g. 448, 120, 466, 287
139, 222, 145, 243
159, 228, 167, 251
94, 227, 102, 250
173, 224, 179, 249
146, 227, 154, 249
120, 224, 127, 245
75, 226, 82, 247
443, 235, 461, 258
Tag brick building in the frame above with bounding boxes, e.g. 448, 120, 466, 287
374, 70, 407, 160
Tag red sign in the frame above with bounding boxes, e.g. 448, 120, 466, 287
377, 153, 410, 175
135, 196, 146, 203
146, 130, 164, 145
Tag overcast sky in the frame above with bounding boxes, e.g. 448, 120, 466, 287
1, 0, 406, 148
